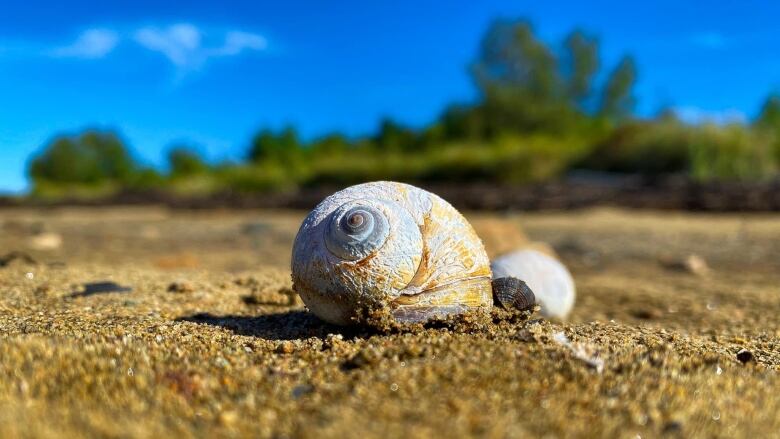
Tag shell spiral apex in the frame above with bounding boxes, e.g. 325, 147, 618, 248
291, 181, 493, 325
324, 202, 390, 261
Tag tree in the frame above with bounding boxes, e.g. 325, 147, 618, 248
439, 104, 486, 140
472, 19, 561, 102
29, 130, 138, 186
754, 93, 780, 161
755, 94, 780, 129
168, 146, 209, 177
248, 126, 303, 163
468, 19, 593, 136
310, 133, 350, 155
562, 30, 599, 108
599, 56, 637, 120
375, 118, 418, 152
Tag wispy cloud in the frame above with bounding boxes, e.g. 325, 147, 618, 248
215, 31, 267, 56
134, 24, 202, 67
674, 106, 746, 125
50, 28, 120, 59
40, 23, 266, 71
689, 32, 728, 49
133, 23, 267, 69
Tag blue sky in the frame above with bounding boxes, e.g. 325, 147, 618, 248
1, 0, 779, 192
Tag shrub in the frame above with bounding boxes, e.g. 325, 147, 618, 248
689, 124, 776, 181
582, 119, 691, 175
168, 147, 209, 178
30, 130, 138, 186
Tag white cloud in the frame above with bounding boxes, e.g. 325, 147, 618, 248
673, 106, 746, 125
38, 23, 266, 74
134, 23, 202, 66
51, 28, 120, 59
213, 31, 267, 56
133, 23, 266, 69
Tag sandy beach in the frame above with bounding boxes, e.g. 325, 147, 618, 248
1, 207, 778, 438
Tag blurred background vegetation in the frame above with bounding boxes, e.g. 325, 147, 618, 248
28, 19, 780, 198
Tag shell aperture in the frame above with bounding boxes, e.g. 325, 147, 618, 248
291, 181, 493, 325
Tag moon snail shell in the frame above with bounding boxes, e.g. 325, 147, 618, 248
291, 181, 493, 325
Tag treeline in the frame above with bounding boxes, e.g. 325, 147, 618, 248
29, 19, 780, 197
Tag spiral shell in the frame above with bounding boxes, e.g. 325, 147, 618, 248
492, 277, 536, 311
491, 249, 576, 319
291, 181, 493, 325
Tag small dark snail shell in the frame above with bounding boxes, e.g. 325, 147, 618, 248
491, 277, 536, 311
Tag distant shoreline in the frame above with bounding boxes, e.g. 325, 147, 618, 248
3, 175, 780, 212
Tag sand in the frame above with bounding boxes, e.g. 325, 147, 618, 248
0, 207, 778, 438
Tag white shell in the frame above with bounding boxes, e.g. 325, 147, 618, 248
491, 249, 576, 319
291, 181, 493, 325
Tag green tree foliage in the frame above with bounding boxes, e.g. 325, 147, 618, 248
470, 19, 572, 135
754, 93, 780, 161
466, 20, 614, 137
440, 104, 486, 140
29, 130, 138, 186
690, 124, 776, 181
24, 19, 780, 197
584, 117, 691, 174
374, 118, 419, 152
248, 126, 303, 164
562, 30, 599, 108
168, 146, 209, 177
310, 133, 350, 156
755, 94, 780, 129
599, 56, 637, 120
472, 20, 561, 101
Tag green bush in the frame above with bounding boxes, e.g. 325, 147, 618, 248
214, 162, 300, 193
299, 134, 589, 187
168, 147, 209, 178
582, 119, 691, 174
30, 130, 138, 186
416, 135, 590, 183
29, 130, 145, 197
689, 124, 776, 181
